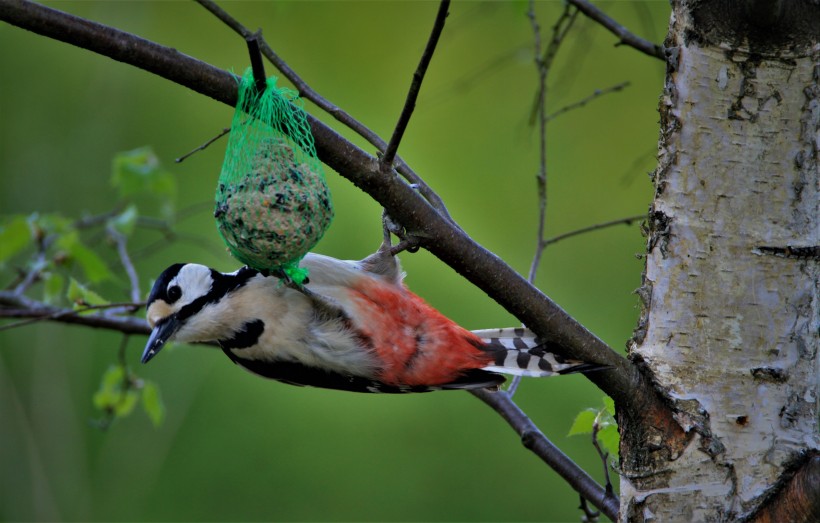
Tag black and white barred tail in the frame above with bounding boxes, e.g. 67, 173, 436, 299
474, 328, 601, 377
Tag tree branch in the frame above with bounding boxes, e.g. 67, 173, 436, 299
381, 0, 449, 167
0, 291, 149, 334
545, 81, 631, 123
472, 389, 619, 521
542, 214, 646, 249
526, 2, 575, 285
567, 0, 665, 60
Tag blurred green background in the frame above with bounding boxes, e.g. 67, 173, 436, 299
0, 1, 668, 521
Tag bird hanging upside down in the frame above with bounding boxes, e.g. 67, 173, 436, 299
141, 244, 600, 393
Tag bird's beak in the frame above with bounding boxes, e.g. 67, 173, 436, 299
141, 316, 181, 364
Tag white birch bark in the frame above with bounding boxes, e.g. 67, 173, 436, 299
621, 4, 819, 521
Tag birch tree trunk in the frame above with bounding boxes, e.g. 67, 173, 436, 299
621, 1, 819, 521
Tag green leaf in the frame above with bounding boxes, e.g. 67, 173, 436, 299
67, 278, 109, 309
42, 272, 65, 305
56, 232, 113, 283
93, 365, 139, 419
29, 213, 73, 236
0, 216, 32, 263
93, 365, 125, 409
142, 381, 165, 427
603, 395, 615, 416
568, 409, 597, 436
114, 391, 140, 417
111, 147, 176, 199
597, 424, 620, 458
109, 205, 138, 237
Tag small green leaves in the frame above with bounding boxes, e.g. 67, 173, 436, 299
141, 381, 165, 427
111, 147, 175, 198
67, 278, 109, 309
568, 409, 598, 436
92, 364, 166, 429
109, 204, 138, 237
111, 147, 176, 219
57, 232, 114, 284
569, 396, 620, 458
93, 365, 139, 418
42, 272, 65, 304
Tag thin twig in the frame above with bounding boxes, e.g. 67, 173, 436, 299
579, 495, 601, 522
382, 0, 449, 168
74, 205, 125, 229
471, 388, 619, 521
246, 31, 267, 94
175, 127, 230, 163
545, 81, 630, 123
592, 412, 615, 498
193, 0, 455, 224
527, 2, 576, 285
0, 294, 147, 333
543, 6, 580, 72
567, 0, 665, 60
542, 214, 645, 250
13, 235, 49, 296
106, 225, 141, 305
529, 6, 579, 125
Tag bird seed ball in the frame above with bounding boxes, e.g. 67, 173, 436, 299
215, 145, 333, 270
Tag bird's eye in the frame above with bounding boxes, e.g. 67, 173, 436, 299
167, 285, 182, 303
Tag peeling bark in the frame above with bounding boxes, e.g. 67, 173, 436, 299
621, 2, 819, 521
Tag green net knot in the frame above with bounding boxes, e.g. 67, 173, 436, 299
281, 263, 310, 286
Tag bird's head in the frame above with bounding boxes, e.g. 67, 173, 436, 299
141, 263, 217, 364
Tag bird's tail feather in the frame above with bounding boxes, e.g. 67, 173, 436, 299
472, 327, 604, 377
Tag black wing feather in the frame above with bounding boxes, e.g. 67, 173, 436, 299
221, 349, 505, 393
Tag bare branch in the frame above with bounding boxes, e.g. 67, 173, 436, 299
471, 389, 619, 521
592, 412, 615, 498
542, 214, 645, 249
245, 31, 267, 94
106, 225, 141, 305
13, 237, 48, 295
175, 126, 231, 163
567, 0, 665, 60
528, 6, 579, 126
546, 81, 631, 123
0, 291, 148, 334
579, 496, 601, 522
527, 2, 576, 285
382, 0, 449, 167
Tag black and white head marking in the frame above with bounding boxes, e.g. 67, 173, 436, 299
142, 263, 259, 363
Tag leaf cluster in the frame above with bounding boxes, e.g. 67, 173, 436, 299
1, 146, 178, 429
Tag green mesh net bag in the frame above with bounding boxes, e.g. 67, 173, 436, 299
215, 68, 333, 284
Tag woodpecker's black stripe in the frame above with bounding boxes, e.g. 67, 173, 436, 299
220, 352, 505, 393
538, 358, 554, 372
516, 351, 531, 369
512, 337, 529, 350
176, 267, 259, 322
219, 319, 265, 350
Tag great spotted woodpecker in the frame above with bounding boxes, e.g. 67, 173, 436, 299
141, 245, 599, 393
